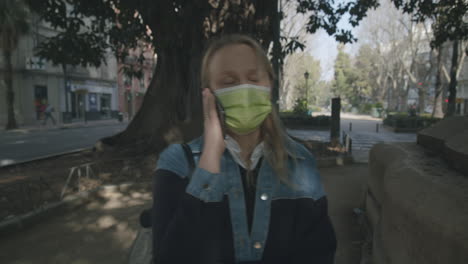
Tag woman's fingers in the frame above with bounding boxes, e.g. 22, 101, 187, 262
202, 88, 210, 120
202, 88, 219, 122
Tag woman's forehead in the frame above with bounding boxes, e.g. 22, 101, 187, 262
209, 44, 262, 73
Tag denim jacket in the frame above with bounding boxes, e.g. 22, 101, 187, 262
156, 135, 327, 263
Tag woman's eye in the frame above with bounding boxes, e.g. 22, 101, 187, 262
223, 79, 235, 85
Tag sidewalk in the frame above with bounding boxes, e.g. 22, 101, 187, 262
0, 119, 129, 134
289, 113, 417, 163
0, 164, 368, 264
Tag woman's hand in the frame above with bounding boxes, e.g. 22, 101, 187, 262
199, 88, 225, 173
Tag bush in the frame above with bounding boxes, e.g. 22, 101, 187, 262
293, 97, 308, 115
279, 113, 331, 128
358, 103, 373, 114
383, 114, 441, 129
311, 106, 322, 112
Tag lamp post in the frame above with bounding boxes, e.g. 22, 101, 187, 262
304, 71, 310, 109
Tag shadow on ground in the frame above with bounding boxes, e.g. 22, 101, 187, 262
321, 163, 368, 264
0, 164, 367, 264
0, 184, 152, 264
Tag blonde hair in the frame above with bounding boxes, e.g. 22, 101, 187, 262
201, 34, 294, 185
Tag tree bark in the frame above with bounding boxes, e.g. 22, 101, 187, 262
446, 40, 459, 117
432, 46, 444, 118
4, 50, 18, 130
101, 1, 277, 156
418, 88, 425, 113
271, 0, 280, 111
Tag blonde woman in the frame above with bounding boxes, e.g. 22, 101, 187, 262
152, 34, 336, 264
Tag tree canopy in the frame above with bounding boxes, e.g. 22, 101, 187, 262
18, 0, 468, 153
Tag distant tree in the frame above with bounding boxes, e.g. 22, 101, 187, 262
354, 44, 379, 103
0, 0, 30, 130
390, 0, 468, 116
332, 45, 365, 109
282, 52, 321, 110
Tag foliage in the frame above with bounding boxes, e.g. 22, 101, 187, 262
1, 0, 30, 130
296, 0, 380, 43
331, 45, 369, 108
27, 0, 383, 81
0, 0, 30, 51
383, 113, 441, 129
358, 102, 383, 115
293, 97, 308, 115
390, 0, 468, 47
280, 113, 330, 128
282, 52, 322, 110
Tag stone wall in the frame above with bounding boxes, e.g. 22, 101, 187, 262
366, 117, 468, 264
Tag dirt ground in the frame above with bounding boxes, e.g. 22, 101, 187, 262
0, 139, 343, 222
0, 151, 157, 221
0, 163, 367, 264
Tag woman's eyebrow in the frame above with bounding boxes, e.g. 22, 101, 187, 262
218, 70, 237, 76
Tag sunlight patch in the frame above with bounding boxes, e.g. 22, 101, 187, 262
0, 159, 15, 166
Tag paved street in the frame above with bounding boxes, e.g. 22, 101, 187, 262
1, 114, 417, 166
289, 114, 417, 163
0, 121, 128, 167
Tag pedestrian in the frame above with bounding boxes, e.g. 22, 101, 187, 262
152, 34, 336, 264
42, 103, 56, 126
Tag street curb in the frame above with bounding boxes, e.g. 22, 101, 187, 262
0, 182, 144, 237
0, 148, 90, 169
0, 121, 128, 134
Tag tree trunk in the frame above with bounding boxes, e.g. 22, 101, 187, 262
400, 87, 409, 112
390, 78, 399, 111
432, 46, 444, 118
418, 88, 425, 113
271, 0, 281, 111
102, 43, 205, 155
101, 1, 277, 156
4, 50, 18, 130
446, 40, 459, 117
62, 64, 70, 124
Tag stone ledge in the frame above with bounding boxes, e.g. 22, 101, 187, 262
417, 116, 468, 153
367, 143, 468, 264
444, 130, 468, 176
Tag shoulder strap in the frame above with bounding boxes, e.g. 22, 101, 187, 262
181, 143, 195, 175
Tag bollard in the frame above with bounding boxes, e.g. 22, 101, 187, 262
349, 122, 352, 131
376, 123, 379, 133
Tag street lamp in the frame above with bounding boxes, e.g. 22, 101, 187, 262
304, 71, 310, 108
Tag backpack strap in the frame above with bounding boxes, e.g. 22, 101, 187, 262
181, 143, 195, 176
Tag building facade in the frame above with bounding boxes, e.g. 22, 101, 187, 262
0, 16, 119, 127
117, 46, 156, 121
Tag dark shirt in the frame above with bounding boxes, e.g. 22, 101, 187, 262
239, 158, 262, 234
151, 164, 336, 264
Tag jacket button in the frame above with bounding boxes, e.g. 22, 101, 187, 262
260, 193, 268, 201
253, 242, 262, 249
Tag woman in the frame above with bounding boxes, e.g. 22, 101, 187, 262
152, 34, 336, 264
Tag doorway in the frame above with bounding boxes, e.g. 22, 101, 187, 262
71, 91, 86, 119
100, 94, 111, 118
34, 85, 48, 120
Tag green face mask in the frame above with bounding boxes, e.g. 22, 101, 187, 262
214, 84, 272, 135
